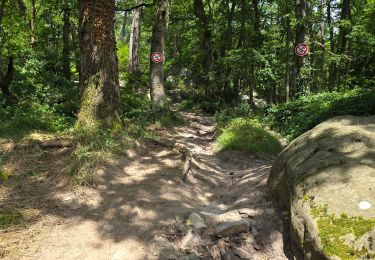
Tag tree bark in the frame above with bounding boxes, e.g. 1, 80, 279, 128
0, 56, 17, 100
78, 0, 121, 127
150, 0, 169, 105
128, 0, 142, 78
62, 1, 71, 80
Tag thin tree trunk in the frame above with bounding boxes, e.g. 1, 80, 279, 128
327, 0, 335, 90
71, 23, 80, 80
62, 1, 71, 80
251, 0, 262, 99
193, 0, 213, 97
285, 16, 292, 102
150, 0, 169, 105
129, 0, 142, 78
78, 0, 121, 127
30, 0, 36, 47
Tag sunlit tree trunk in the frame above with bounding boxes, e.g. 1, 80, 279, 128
150, 0, 169, 105
78, 0, 121, 127
30, 0, 36, 47
129, 0, 142, 79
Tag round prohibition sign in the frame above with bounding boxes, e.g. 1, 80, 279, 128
295, 43, 309, 57
151, 52, 164, 63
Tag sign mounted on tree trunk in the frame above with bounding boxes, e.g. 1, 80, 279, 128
151, 52, 164, 63
295, 43, 309, 57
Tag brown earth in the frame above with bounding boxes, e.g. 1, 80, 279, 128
0, 113, 292, 259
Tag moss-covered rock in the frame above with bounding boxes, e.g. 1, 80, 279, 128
267, 116, 375, 259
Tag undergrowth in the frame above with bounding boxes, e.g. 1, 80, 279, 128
265, 88, 375, 140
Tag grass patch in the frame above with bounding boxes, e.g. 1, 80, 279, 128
311, 204, 375, 260
0, 211, 23, 229
216, 118, 282, 159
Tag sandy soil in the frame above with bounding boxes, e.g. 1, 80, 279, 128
0, 113, 293, 260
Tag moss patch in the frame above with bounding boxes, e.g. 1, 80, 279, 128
311, 204, 375, 260
216, 118, 282, 159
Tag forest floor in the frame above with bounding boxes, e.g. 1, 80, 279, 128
0, 112, 293, 260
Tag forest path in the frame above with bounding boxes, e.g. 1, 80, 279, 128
2, 112, 291, 260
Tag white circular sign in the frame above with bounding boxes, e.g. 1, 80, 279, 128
359, 200, 372, 210
151, 52, 163, 63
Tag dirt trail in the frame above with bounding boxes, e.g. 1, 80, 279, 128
1, 113, 291, 260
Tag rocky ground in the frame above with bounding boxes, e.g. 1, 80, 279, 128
0, 113, 293, 260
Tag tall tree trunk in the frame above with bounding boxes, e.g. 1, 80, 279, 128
150, 0, 169, 105
221, 0, 236, 103
332, 0, 351, 87
30, 0, 36, 47
62, 1, 71, 80
193, 0, 213, 97
317, 0, 326, 89
292, 0, 307, 98
234, 0, 247, 103
251, 0, 262, 100
327, 0, 335, 90
129, 0, 142, 78
78, 0, 121, 127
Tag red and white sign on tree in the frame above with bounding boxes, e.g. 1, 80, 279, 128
295, 43, 309, 57
151, 52, 164, 63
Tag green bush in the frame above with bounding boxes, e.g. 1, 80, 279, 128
0, 100, 74, 139
216, 118, 282, 159
265, 88, 375, 140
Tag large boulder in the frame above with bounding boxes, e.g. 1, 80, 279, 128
267, 116, 375, 260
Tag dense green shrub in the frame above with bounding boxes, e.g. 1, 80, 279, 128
265, 88, 375, 140
216, 118, 282, 159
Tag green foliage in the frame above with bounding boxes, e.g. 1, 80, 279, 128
122, 92, 184, 128
265, 88, 375, 140
216, 118, 282, 159
0, 101, 74, 139
215, 102, 254, 128
0, 211, 23, 229
311, 204, 375, 260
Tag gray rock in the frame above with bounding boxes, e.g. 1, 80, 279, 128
186, 212, 207, 229
215, 220, 249, 237
233, 248, 253, 259
267, 116, 375, 259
